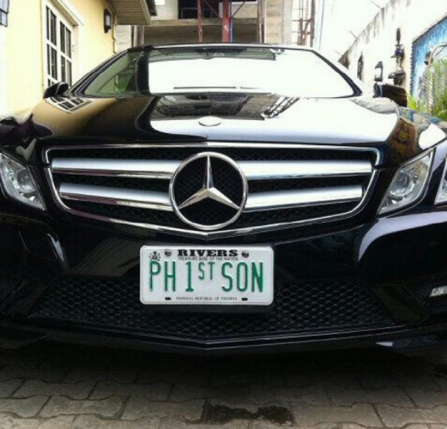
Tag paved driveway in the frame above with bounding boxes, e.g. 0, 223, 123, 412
0, 343, 445, 428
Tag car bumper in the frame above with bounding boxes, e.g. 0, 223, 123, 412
0, 318, 447, 356
2, 204, 447, 354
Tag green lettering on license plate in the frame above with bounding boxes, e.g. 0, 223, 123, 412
147, 261, 265, 293
221, 262, 264, 292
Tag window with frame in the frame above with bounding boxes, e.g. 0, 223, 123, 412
45, 4, 73, 88
0, 0, 10, 27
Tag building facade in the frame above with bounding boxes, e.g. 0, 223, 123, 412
340, 0, 447, 96
0, 0, 155, 116
125, 0, 293, 47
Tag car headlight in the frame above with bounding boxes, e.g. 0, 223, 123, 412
0, 153, 45, 210
378, 151, 433, 215
435, 158, 447, 204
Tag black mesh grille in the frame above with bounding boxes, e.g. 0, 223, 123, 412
31, 276, 393, 340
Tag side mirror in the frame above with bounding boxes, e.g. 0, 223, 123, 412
43, 82, 69, 99
373, 83, 407, 107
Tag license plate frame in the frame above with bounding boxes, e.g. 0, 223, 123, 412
140, 246, 274, 306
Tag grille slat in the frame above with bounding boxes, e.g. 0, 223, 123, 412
45, 145, 378, 162
51, 158, 372, 180
59, 183, 173, 212
52, 159, 179, 180
244, 186, 363, 212
46, 144, 376, 238
58, 183, 363, 213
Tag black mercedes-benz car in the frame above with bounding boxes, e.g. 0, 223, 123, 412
1, 44, 447, 354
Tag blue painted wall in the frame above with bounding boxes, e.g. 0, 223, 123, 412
412, 14, 447, 97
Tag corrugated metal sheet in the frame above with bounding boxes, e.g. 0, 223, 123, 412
109, 0, 155, 25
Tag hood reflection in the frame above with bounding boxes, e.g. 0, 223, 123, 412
151, 93, 299, 120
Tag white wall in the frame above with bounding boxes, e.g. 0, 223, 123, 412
343, 0, 447, 92
316, 0, 390, 60
313, 0, 327, 50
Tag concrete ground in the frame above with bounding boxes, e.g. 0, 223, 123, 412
0, 343, 445, 428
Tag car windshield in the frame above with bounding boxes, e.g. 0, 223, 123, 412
82, 47, 357, 98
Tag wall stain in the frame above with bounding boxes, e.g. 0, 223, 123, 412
203, 403, 294, 425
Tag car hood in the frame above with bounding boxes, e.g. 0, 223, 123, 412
1, 92, 446, 167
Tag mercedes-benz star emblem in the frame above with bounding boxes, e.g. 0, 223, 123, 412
169, 152, 248, 231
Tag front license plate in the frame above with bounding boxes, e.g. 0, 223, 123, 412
140, 246, 274, 306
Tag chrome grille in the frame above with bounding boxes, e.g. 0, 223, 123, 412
45, 143, 378, 239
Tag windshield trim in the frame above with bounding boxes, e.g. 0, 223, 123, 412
71, 45, 364, 99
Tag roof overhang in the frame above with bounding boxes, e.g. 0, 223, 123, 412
108, 0, 157, 25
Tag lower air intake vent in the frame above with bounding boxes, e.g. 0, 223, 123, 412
31, 276, 393, 340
